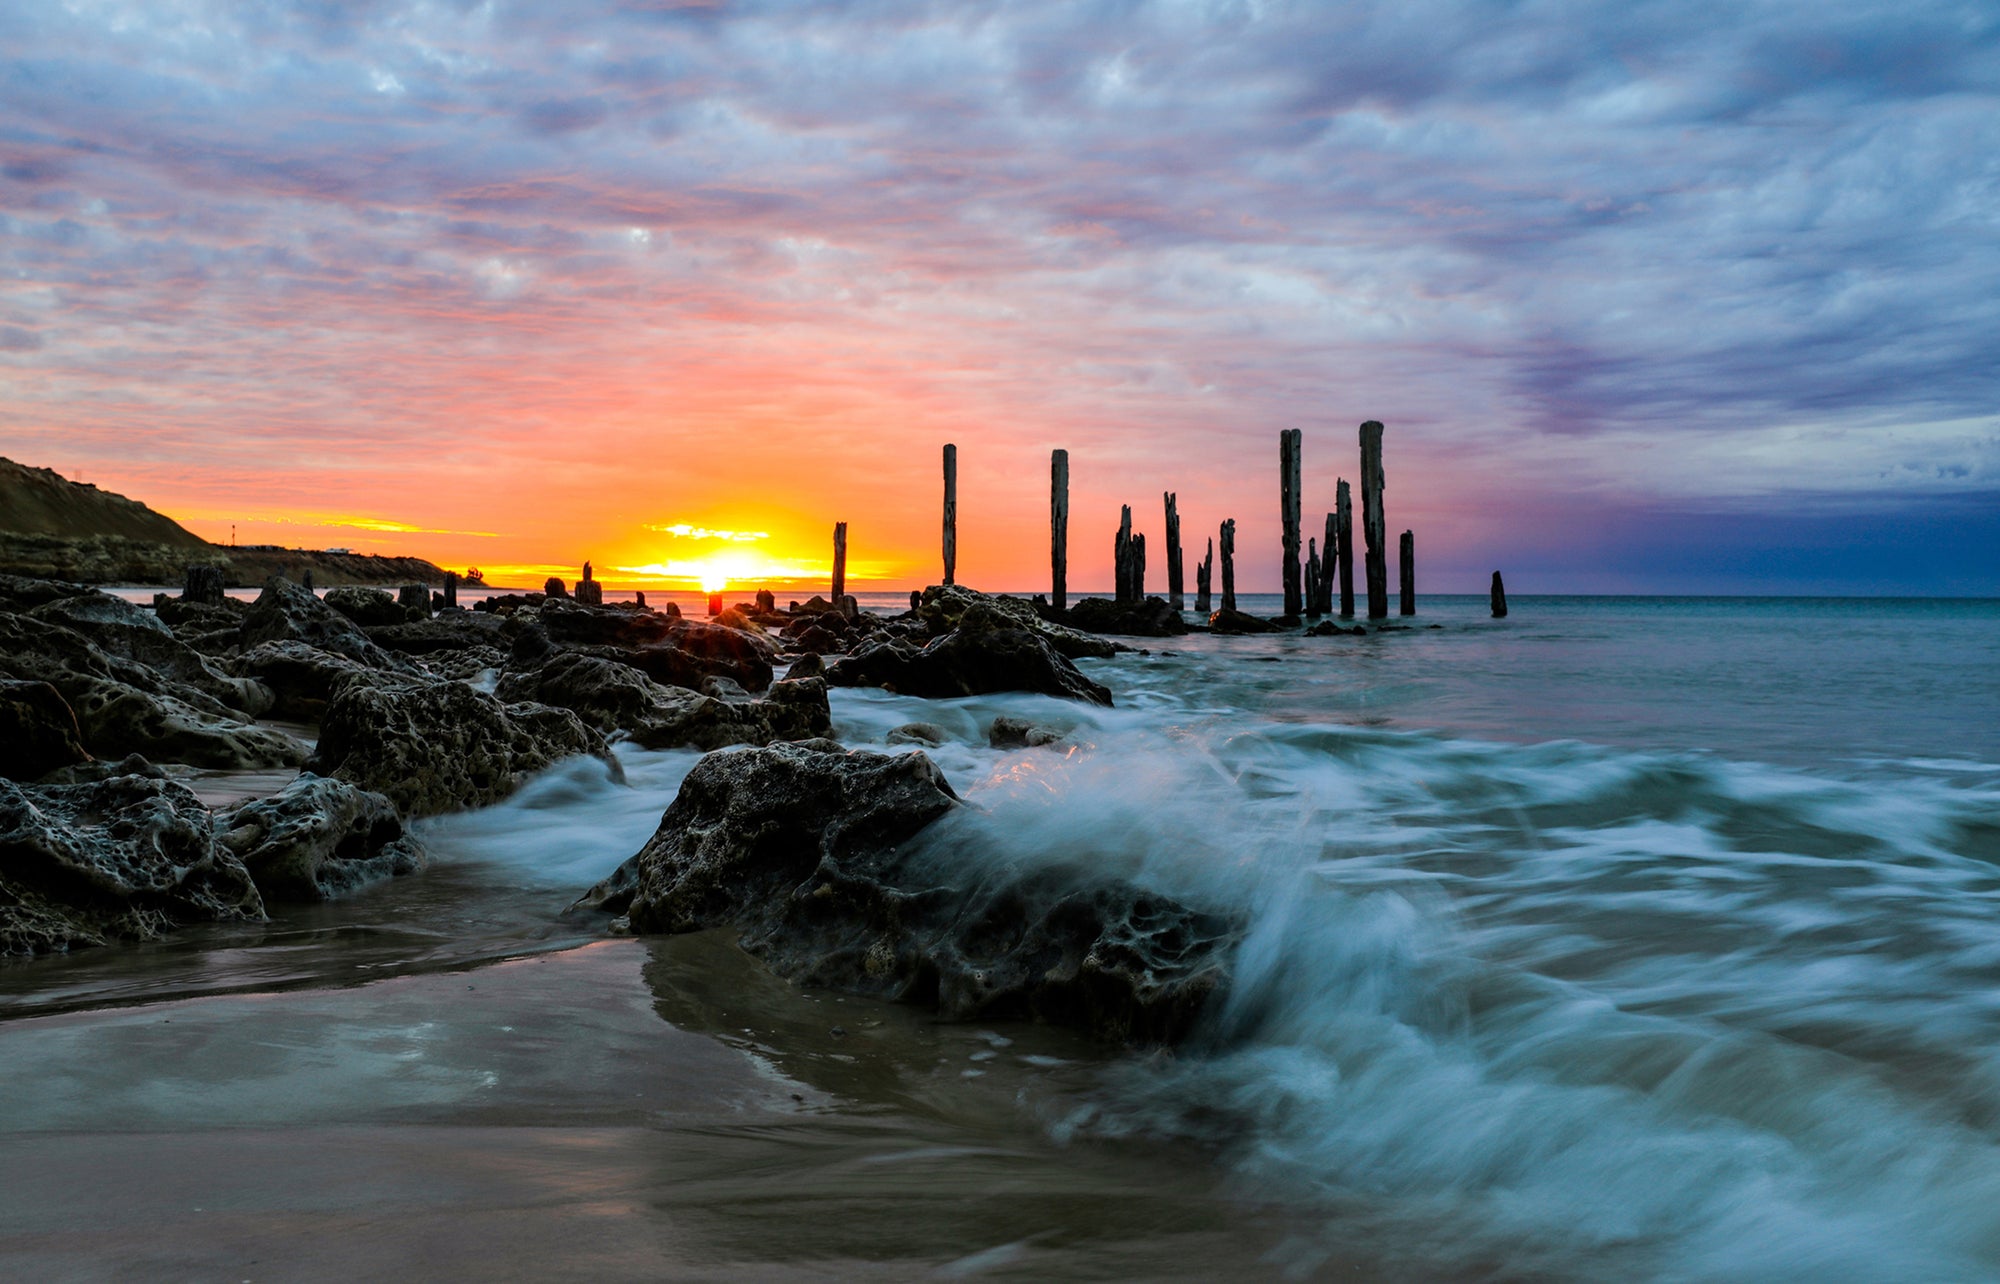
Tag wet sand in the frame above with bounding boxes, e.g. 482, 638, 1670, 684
0, 936, 1349, 1281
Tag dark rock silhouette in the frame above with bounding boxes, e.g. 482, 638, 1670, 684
217, 774, 427, 902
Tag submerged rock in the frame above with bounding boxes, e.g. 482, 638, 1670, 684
1207, 607, 1280, 635
1061, 596, 1190, 638
887, 721, 948, 747
306, 678, 613, 817
827, 602, 1113, 706
988, 714, 1066, 749
217, 774, 426, 902
575, 741, 1235, 1043
0, 773, 265, 955
0, 680, 91, 780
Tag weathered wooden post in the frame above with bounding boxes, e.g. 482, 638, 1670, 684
942, 443, 958, 587
756, 588, 776, 614
1491, 571, 1508, 618
1360, 421, 1388, 620
575, 561, 603, 606
1305, 538, 1323, 617
444, 571, 458, 610
1051, 449, 1069, 611
832, 521, 848, 602
1195, 539, 1213, 614
635, 591, 647, 609
1133, 532, 1146, 601
1114, 505, 1134, 603
1219, 519, 1237, 614
1336, 480, 1355, 618
1164, 492, 1184, 610
1280, 428, 1303, 617
1319, 513, 1337, 614
399, 582, 432, 618
301, 569, 314, 592
182, 564, 224, 605
909, 590, 921, 612
1399, 531, 1415, 616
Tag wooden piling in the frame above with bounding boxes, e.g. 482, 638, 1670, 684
832, 521, 848, 602
1220, 519, 1237, 614
575, 561, 603, 606
1051, 449, 1069, 611
942, 443, 958, 587
1336, 479, 1355, 618
1491, 571, 1508, 618
1320, 512, 1337, 615
1165, 492, 1184, 610
1399, 530, 1415, 616
399, 583, 432, 618
444, 571, 458, 610
1196, 538, 1213, 614
1280, 428, 1303, 617
1360, 421, 1388, 620
1133, 532, 1146, 601
1305, 538, 1323, 618
1114, 505, 1134, 604
182, 564, 223, 605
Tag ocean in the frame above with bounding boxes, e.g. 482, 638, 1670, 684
5, 593, 1999, 1278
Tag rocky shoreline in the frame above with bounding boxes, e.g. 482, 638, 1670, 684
0, 573, 1239, 1045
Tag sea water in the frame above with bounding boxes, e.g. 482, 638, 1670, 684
9, 593, 2000, 1278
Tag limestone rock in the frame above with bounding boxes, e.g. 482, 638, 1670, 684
1207, 608, 1280, 635
988, 715, 1066, 749
28, 589, 273, 716
918, 584, 1118, 659
0, 773, 265, 955
306, 678, 612, 817
323, 586, 408, 628
230, 641, 387, 722
496, 652, 831, 750
887, 722, 948, 747
826, 602, 1113, 706
216, 774, 426, 902
240, 577, 395, 668
1062, 595, 1189, 638
575, 742, 1235, 1043
0, 680, 91, 780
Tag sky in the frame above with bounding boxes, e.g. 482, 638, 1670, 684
2, 0, 1996, 594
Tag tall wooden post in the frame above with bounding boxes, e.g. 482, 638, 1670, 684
1133, 532, 1146, 600
1280, 428, 1303, 617
1051, 449, 1069, 611
1305, 538, 1323, 618
1491, 571, 1508, 618
1399, 530, 1415, 616
1336, 479, 1355, 618
1164, 492, 1184, 610
1320, 512, 1337, 614
1114, 505, 1134, 604
832, 521, 848, 601
942, 443, 958, 586
1219, 519, 1237, 614
1360, 421, 1387, 620
1195, 539, 1213, 614
444, 571, 458, 610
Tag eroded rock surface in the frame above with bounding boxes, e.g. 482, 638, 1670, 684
826, 602, 1113, 706
0, 773, 265, 955
217, 774, 426, 902
1062, 596, 1190, 638
239, 576, 395, 667
0, 680, 91, 780
495, 652, 831, 749
306, 678, 612, 817
576, 741, 1235, 1043
919, 585, 1119, 659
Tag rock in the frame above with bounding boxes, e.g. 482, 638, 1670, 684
1304, 619, 1365, 637
240, 577, 396, 667
420, 645, 508, 684
1062, 596, 1189, 638
0, 773, 265, 955
785, 653, 826, 681
988, 715, 1065, 749
544, 577, 569, 599
713, 605, 763, 634
575, 742, 1235, 1043
0, 573, 100, 613
231, 641, 387, 721
886, 722, 947, 747
152, 593, 249, 642
919, 585, 1119, 659
0, 680, 91, 780
790, 623, 844, 655
323, 586, 407, 627
495, 652, 831, 749
755, 589, 776, 613
28, 589, 273, 717
1207, 608, 1279, 635
365, 611, 508, 655
618, 622, 776, 695
216, 775, 426, 902
306, 678, 613, 817
826, 602, 1113, 706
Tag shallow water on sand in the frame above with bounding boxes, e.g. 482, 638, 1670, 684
6, 595, 2000, 1278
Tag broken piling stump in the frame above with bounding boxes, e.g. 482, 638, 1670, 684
575, 562, 603, 606
1399, 530, 1415, 616
399, 583, 433, 618
1305, 538, 1323, 618
1115, 505, 1135, 604
1220, 519, 1237, 614
1336, 479, 1355, 618
1360, 421, 1388, 620
1195, 538, 1213, 614
1165, 491, 1184, 610
1491, 571, 1508, 618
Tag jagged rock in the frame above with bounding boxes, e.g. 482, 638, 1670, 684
575, 742, 1235, 1043
790, 624, 844, 655
1207, 608, 1280, 635
1062, 595, 1189, 638
1304, 619, 1366, 637
366, 611, 508, 655
784, 653, 826, 681
152, 593, 249, 641
323, 586, 408, 627
919, 585, 1119, 659
532, 599, 678, 649
0, 773, 265, 955
0, 573, 99, 613
240, 577, 396, 667
495, 652, 831, 749
28, 589, 273, 716
713, 605, 763, 634
420, 645, 508, 683
230, 641, 388, 721
306, 678, 613, 817
216, 774, 426, 902
989, 715, 1065, 749
826, 602, 1113, 706
782, 611, 848, 640
0, 680, 91, 780
886, 722, 947, 747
